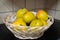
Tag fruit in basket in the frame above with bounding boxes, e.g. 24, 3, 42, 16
30, 19, 43, 32
41, 20, 47, 26
13, 26, 27, 32
36, 10, 48, 21
23, 11, 35, 23
12, 18, 26, 26
12, 18, 27, 31
30, 19, 43, 27
21, 26, 28, 32
16, 8, 28, 18
13, 27, 20, 31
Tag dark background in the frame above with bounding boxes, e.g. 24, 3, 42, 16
0, 19, 60, 40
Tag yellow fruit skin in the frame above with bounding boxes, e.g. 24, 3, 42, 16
13, 26, 27, 32
21, 26, 27, 32
31, 27, 38, 32
12, 18, 27, 31
16, 8, 28, 18
41, 20, 47, 26
13, 27, 20, 31
37, 10, 48, 21
30, 19, 43, 27
13, 18, 26, 26
30, 19, 43, 32
23, 12, 35, 23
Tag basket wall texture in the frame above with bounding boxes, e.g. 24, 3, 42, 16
3, 12, 54, 39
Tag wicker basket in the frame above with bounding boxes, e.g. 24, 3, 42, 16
3, 12, 54, 39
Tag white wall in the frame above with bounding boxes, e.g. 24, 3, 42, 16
0, 0, 60, 24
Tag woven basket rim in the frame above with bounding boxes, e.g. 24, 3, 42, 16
2, 12, 54, 39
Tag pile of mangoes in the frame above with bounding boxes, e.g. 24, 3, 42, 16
12, 8, 48, 32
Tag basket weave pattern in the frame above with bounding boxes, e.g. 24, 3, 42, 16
3, 13, 54, 39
